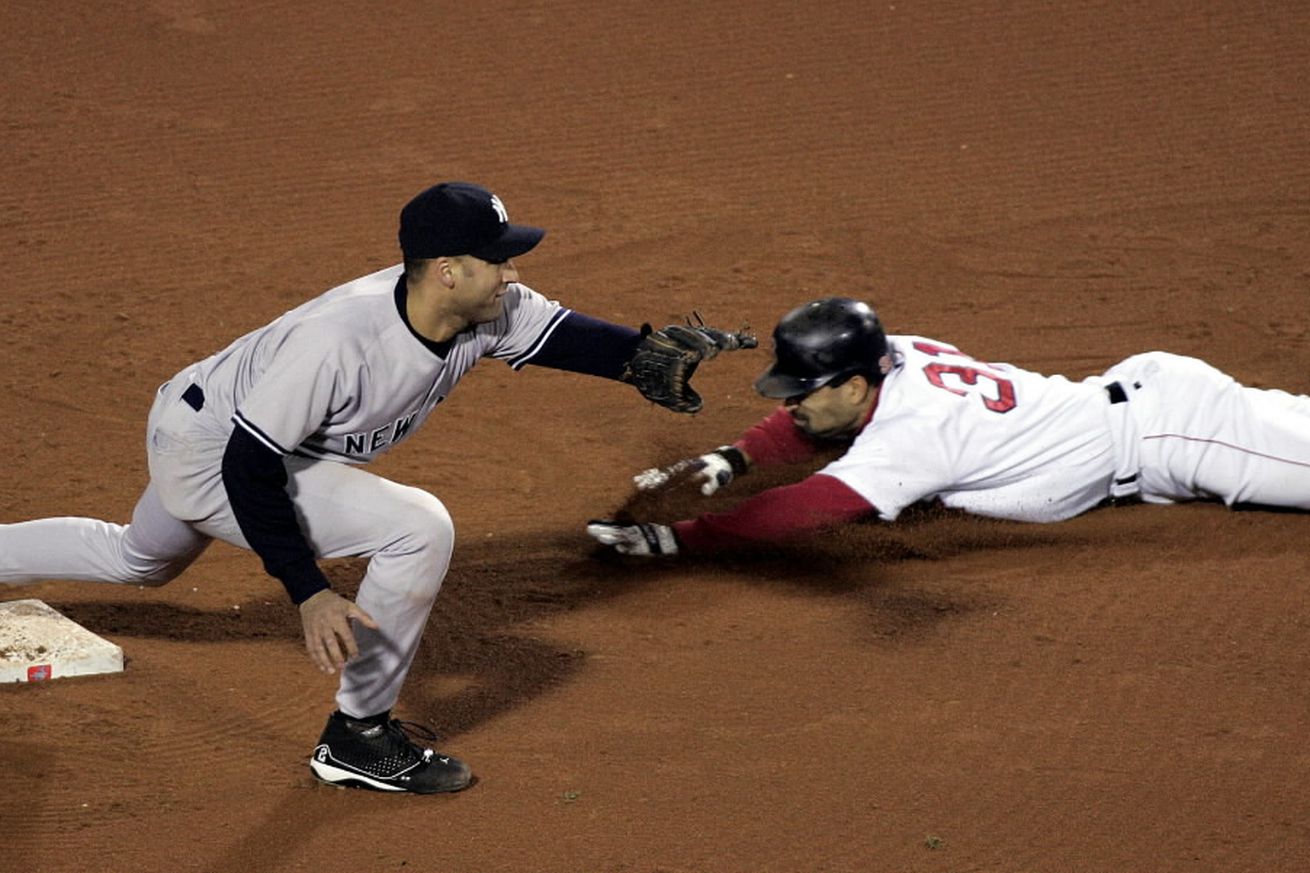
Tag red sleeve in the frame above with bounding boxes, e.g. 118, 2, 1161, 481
672, 473, 875, 553
733, 407, 826, 467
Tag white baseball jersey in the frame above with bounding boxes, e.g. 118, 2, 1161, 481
822, 336, 1119, 522
179, 264, 566, 462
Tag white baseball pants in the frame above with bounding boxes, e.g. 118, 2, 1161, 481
1103, 352, 1310, 509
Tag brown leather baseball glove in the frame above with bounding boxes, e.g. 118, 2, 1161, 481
624, 319, 757, 414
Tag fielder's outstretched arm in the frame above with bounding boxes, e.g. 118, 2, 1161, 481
512, 311, 642, 380
513, 310, 756, 414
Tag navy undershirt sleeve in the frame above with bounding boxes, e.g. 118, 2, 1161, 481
522, 311, 641, 380
221, 426, 330, 605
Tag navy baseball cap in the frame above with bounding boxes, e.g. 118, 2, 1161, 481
398, 182, 545, 262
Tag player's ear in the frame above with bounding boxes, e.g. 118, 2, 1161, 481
843, 374, 871, 400
432, 256, 459, 288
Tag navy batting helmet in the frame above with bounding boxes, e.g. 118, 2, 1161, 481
753, 298, 890, 399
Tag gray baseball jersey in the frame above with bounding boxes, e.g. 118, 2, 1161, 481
183, 264, 566, 463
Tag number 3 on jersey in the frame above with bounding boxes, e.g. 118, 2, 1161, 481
913, 341, 1017, 413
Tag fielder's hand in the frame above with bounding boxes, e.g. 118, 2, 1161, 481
624, 315, 757, 414
634, 446, 750, 496
587, 520, 680, 556
298, 589, 380, 674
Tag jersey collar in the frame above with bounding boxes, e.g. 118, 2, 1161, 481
394, 272, 455, 359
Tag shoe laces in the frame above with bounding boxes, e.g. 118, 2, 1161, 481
378, 719, 440, 764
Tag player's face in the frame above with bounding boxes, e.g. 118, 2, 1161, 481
453, 256, 520, 323
784, 378, 872, 439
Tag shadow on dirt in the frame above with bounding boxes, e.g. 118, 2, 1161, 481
404, 502, 1097, 734
48, 500, 1090, 740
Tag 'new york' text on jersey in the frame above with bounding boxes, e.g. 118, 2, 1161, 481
178, 265, 567, 462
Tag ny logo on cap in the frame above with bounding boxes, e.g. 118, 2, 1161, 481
490, 195, 509, 224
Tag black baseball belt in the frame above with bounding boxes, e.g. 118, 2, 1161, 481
1102, 379, 1139, 503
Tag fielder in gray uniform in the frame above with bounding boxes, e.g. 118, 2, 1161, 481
0, 181, 752, 795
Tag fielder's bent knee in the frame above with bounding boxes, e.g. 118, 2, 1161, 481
130, 569, 177, 588
399, 489, 455, 545
381, 487, 454, 599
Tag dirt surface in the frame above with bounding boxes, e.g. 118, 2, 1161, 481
3, 2, 1309, 871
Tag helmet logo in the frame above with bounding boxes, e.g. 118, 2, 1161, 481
489, 195, 509, 224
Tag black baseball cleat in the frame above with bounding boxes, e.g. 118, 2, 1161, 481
309, 711, 472, 794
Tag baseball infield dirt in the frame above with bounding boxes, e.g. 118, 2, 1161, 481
2, 2, 1307, 871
